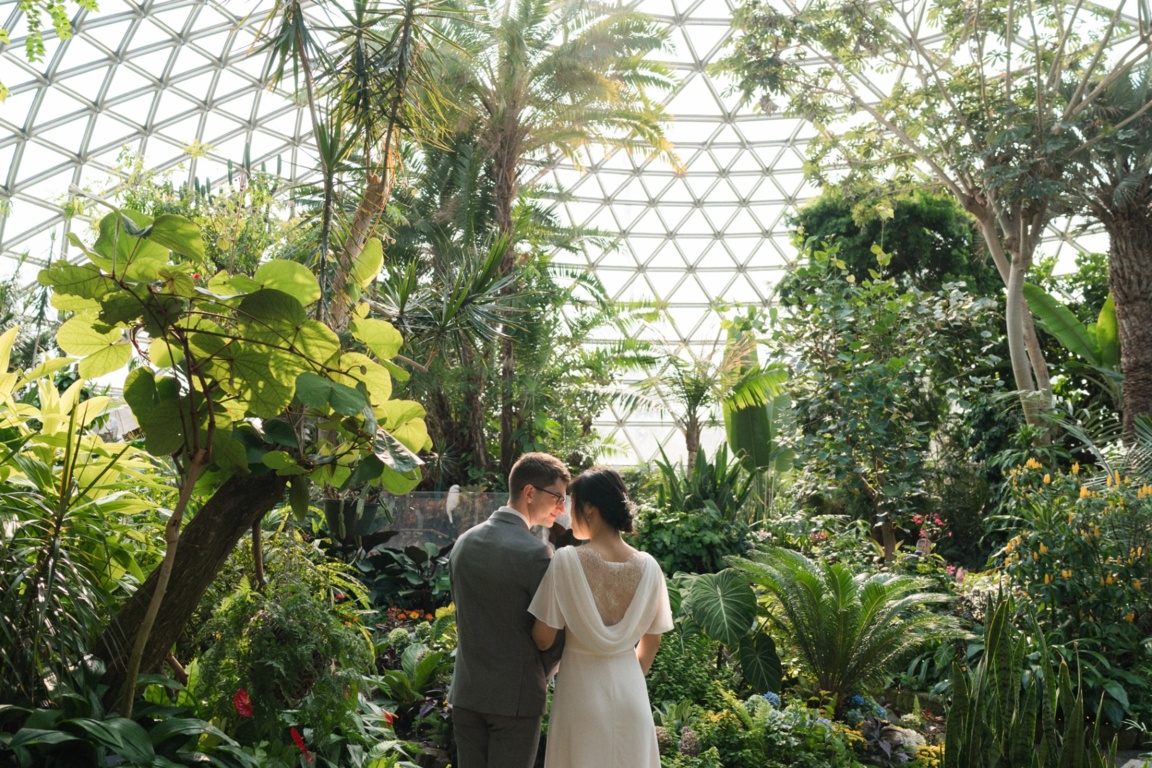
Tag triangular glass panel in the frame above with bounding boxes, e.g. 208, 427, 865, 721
702, 203, 739, 231
667, 119, 720, 145
107, 64, 156, 101
673, 207, 712, 236
680, 22, 731, 62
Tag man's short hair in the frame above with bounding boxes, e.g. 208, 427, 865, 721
508, 453, 571, 501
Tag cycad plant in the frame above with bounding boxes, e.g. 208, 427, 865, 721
730, 547, 960, 713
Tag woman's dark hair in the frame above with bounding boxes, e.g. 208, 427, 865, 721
571, 466, 634, 533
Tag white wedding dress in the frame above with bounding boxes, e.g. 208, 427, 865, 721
529, 546, 673, 768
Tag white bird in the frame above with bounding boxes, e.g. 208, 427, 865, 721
445, 484, 461, 524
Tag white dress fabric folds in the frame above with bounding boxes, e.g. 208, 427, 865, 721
529, 546, 674, 768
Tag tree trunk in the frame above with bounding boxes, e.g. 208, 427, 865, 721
1105, 195, 1152, 443
493, 125, 522, 480
96, 472, 288, 707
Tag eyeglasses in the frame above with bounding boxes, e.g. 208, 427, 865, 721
530, 484, 568, 508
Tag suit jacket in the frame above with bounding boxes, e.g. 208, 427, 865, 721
448, 507, 564, 717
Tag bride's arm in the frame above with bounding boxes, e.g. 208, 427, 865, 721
532, 618, 559, 651
636, 633, 662, 674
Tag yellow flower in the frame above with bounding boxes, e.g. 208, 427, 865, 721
1032, 551, 1039, 561
1080, 486, 1091, 499
1039, 542, 1048, 554
1061, 569, 1073, 579
1044, 573, 1052, 584
1134, 580, 1142, 591
1043, 473, 1051, 484
1125, 612, 1135, 623
1025, 457, 1043, 470
1071, 462, 1080, 475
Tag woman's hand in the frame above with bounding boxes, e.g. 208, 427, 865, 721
533, 618, 559, 651
636, 632, 662, 674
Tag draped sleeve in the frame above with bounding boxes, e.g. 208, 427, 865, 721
643, 555, 674, 635
529, 557, 565, 630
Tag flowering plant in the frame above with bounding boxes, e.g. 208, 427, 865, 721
994, 457, 1152, 723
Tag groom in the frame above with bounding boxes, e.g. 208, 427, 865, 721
449, 452, 570, 768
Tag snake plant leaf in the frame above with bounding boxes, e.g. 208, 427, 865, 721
253, 260, 321, 306
56, 317, 133, 378
687, 569, 756, 647
1022, 283, 1101, 366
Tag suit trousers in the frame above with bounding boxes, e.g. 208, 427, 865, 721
453, 706, 541, 768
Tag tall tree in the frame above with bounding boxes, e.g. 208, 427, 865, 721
439, 0, 677, 476
721, 0, 1152, 430
1069, 63, 1152, 442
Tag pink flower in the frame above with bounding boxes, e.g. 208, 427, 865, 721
232, 688, 253, 718
290, 727, 313, 765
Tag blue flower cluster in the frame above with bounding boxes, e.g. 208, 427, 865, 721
761, 691, 782, 707
846, 694, 866, 708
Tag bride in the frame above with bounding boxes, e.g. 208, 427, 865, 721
528, 467, 673, 768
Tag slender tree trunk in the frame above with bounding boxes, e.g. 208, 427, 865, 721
1104, 194, 1152, 443
97, 472, 288, 707
493, 126, 522, 479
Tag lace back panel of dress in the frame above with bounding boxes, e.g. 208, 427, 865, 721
575, 548, 644, 627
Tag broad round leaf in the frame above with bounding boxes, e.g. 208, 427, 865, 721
149, 214, 206, 260
352, 237, 383, 288
350, 316, 403, 360
56, 317, 133, 378
688, 569, 757, 647
381, 466, 422, 495
254, 261, 321, 306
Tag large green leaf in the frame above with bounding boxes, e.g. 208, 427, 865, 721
55, 317, 133, 378
122, 368, 157, 426
142, 398, 189, 457
687, 569, 756, 646
349, 316, 403, 360
380, 465, 422, 495
148, 214, 205, 260
295, 372, 370, 416
235, 289, 307, 336
373, 427, 423, 473
738, 633, 783, 693
94, 210, 167, 281
64, 717, 155, 764
253, 261, 321, 306
1022, 283, 1100, 366
1097, 294, 1120, 369
39, 261, 117, 301
352, 237, 384, 288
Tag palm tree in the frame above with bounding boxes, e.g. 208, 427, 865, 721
640, 331, 786, 476
1070, 64, 1152, 443
730, 547, 960, 714
439, 0, 678, 476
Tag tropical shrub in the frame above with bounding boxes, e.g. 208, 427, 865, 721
636, 446, 755, 574
192, 576, 374, 746
0, 328, 168, 705
647, 630, 724, 708
0, 663, 256, 768
730, 547, 961, 713
995, 454, 1152, 724
772, 240, 996, 558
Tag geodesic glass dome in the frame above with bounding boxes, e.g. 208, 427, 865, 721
0, 0, 1103, 464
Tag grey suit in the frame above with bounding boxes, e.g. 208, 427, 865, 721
449, 507, 563, 768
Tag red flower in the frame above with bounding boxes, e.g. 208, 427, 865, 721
290, 727, 313, 765
233, 688, 253, 718
382, 710, 396, 727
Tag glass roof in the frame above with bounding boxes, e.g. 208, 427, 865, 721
0, 0, 1106, 464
